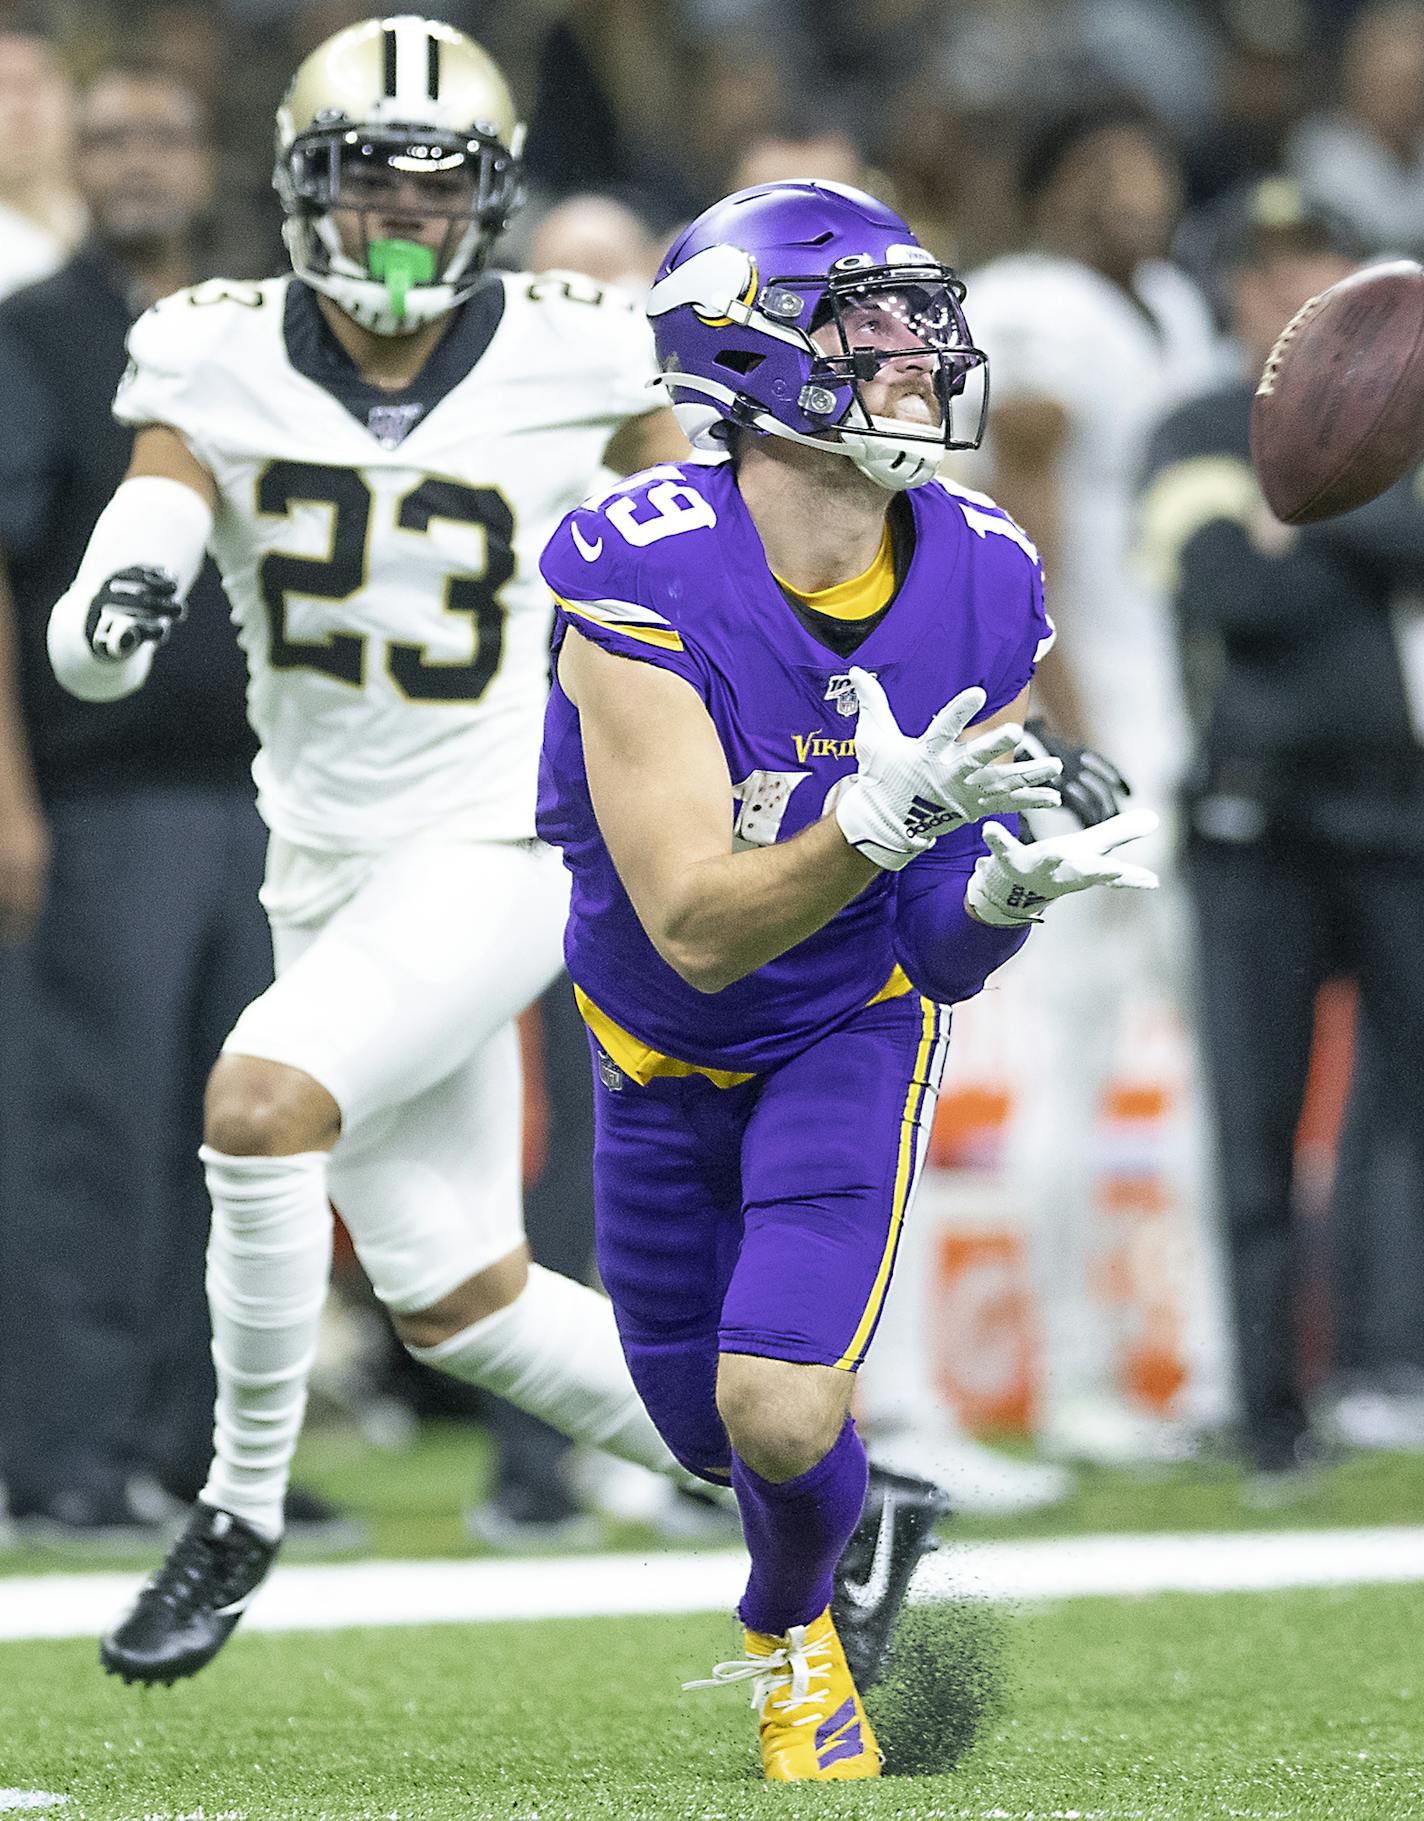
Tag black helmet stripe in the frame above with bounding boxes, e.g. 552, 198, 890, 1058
381, 19, 439, 104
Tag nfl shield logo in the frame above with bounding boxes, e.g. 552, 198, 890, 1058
597, 1048, 625, 1092
366, 402, 425, 448
825, 673, 860, 717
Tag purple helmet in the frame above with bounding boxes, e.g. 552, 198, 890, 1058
647, 181, 988, 490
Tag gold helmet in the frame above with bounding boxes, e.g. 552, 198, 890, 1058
274, 15, 525, 336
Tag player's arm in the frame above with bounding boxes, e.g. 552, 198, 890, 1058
0, 331, 55, 940
562, 637, 1060, 994
563, 626, 877, 992
987, 394, 1090, 742
0, 549, 49, 941
603, 406, 688, 475
47, 424, 218, 703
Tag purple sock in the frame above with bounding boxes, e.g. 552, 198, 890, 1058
733, 1417, 869, 1636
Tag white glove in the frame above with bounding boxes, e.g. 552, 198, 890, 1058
834, 667, 1063, 871
965, 808, 1161, 926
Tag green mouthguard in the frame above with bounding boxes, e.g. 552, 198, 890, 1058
367, 238, 437, 320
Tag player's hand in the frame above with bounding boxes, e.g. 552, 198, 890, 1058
834, 667, 1063, 871
965, 808, 1160, 926
1016, 718, 1130, 829
84, 565, 186, 662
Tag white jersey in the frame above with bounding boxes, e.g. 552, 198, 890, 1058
963, 252, 1220, 790
114, 270, 658, 851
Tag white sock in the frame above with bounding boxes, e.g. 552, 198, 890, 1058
407, 1263, 705, 1492
199, 1146, 333, 1540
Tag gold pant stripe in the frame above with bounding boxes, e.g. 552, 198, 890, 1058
833, 995, 941, 1372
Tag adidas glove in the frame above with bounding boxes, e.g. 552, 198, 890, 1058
965, 808, 1160, 926
834, 666, 1063, 872
1016, 718, 1130, 830
85, 565, 186, 662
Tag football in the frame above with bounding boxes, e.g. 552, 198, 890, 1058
1250, 259, 1424, 524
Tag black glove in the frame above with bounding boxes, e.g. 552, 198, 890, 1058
1015, 717, 1130, 829
84, 565, 186, 662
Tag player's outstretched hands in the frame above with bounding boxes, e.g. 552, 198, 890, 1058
84, 565, 186, 662
835, 666, 1063, 871
966, 808, 1160, 926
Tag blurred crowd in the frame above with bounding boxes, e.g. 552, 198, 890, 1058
4, 0, 1424, 1548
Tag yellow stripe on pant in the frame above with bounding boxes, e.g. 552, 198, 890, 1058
833, 995, 940, 1371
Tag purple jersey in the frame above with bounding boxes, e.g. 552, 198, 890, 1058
536, 457, 1052, 1073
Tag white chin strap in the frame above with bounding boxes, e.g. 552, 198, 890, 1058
835, 417, 944, 491
303, 267, 468, 336
284, 218, 475, 338
664, 374, 942, 492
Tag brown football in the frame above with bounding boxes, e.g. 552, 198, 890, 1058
1249, 260, 1424, 524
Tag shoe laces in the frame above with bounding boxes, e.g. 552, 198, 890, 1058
684, 1624, 834, 1725
144, 1515, 263, 1616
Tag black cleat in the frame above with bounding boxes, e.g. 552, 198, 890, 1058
832, 1465, 950, 1690
99, 1503, 278, 1685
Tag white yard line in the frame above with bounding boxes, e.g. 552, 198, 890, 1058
3, 1525, 1424, 1644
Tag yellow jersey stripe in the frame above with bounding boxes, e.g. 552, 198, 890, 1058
575, 971, 915, 1093
559, 601, 685, 651
833, 996, 940, 1371
575, 986, 756, 1089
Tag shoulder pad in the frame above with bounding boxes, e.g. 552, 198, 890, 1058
515, 269, 643, 318
541, 463, 725, 644
131, 277, 276, 362
116, 277, 281, 433
504, 271, 658, 421
932, 476, 1041, 569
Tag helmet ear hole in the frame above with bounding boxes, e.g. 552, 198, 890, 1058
714, 349, 765, 374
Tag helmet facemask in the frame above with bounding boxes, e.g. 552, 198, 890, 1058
650, 239, 989, 491
277, 121, 522, 336
802, 262, 989, 486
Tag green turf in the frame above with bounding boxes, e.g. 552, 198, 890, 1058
6, 1419, 1424, 1578
293, 1421, 1424, 1549
3, 1583, 1423, 1819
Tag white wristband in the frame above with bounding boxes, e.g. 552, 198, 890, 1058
47, 474, 213, 702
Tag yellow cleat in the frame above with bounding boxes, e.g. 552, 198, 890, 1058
684, 1606, 881, 1782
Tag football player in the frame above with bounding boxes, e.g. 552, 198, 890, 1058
46, 14, 704, 1685
536, 179, 1159, 1780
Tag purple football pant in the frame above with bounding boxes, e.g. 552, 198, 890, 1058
589, 990, 949, 1633
588, 991, 951, 1482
